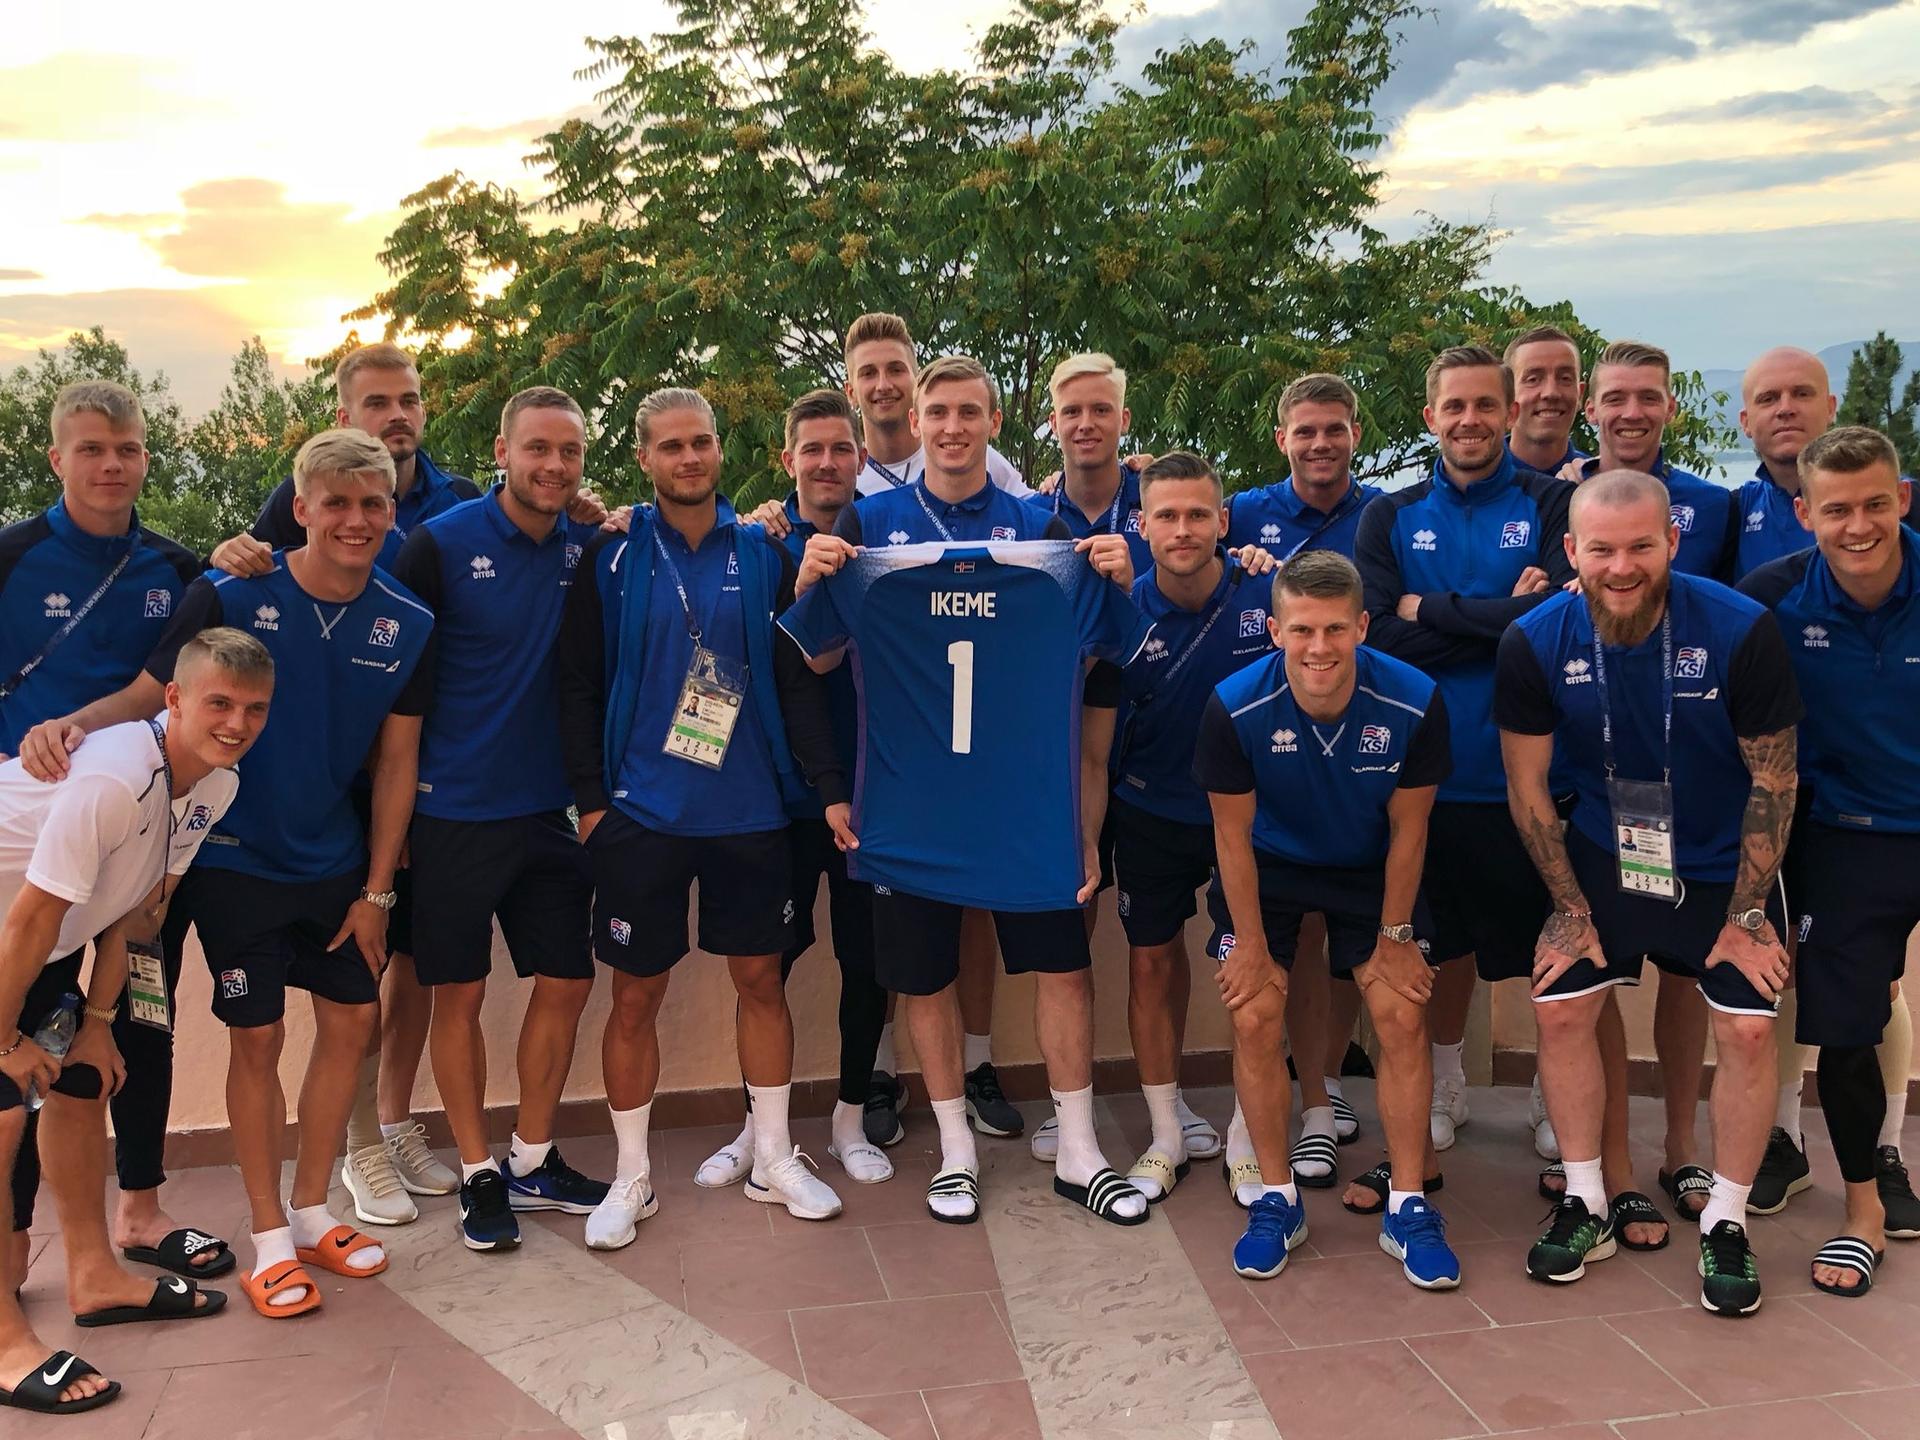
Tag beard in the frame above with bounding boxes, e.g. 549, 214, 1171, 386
1584, 568, 1670, 648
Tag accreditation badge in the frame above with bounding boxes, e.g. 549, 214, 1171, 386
664, 645, 749, 770
1608, 776, 1677, 900
126, 937, 173, 1032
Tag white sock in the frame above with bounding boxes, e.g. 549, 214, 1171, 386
875, 1022, 897, 1075
1698, 1173, 1752, 1234
291, 1202, 383, 1271
1142, 1081, 1182, 1159
1387, 1187, 1420, 1215
1258, 1181, 1299, 1204
1776, 1077, 1805, 1147
747, 1083, 793, 1165
1324, 1075, 1346, 1102
832, 1100, 867, 1152
250, 1226, 307, 1307
1054, 1085, 1146, 1219
964, 1032, 993, 1074
508, 1133, 553, 1178
460, 1157, 500, 1183
931, 1096, 977, 1174
611, 1101, 653, 1182
1294, 1106, 1336, 1178
380, 1120, 411, 1142
1881, 1090, 1908, 1152
1432, 1041, 1465, 1087
1561, 1157, 1606, 1215
1226, 1101, 1256, 1164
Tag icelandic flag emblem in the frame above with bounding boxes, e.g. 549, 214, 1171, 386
1500, 520, 1530, 549
1239, 609, 1265, 638
1358, 724, 1392, 754
369, 617, 400, 647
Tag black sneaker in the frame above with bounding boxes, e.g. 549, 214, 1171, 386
1699, 1219, 1762, 1316
1877, 1147, 1920, 1239
1749, 1127, 1812, 1214
458, 1168, 521, 1251
506, 1145, 610, 1215
1526, 1196, 1616, 1282
964, 1062, 1024, 1138
864, 1070, 908, 1148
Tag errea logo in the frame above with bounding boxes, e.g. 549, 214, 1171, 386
470, 555, 497, 580
886, 530, 911, 546
1745, 509, 1766, 533
1259, 523, 1283, 546
1143, 636, 1169, 661
1563, 658, 1593, 684
1411, 528, 1438, 552
1672, 504, 1696, 533
252, 604, 280, 632
1270, 728, 1298, 753
1802, 624, 1829, 648
42, 592, 71, 617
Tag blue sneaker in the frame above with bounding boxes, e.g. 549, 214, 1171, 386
506, 1145, 611, 1214
1233, 1191, 1308, 1279
458, 1169, 521, 1251
1380, 1195, 1461, 1289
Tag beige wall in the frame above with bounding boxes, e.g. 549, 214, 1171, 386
163, 888, 1237, 1133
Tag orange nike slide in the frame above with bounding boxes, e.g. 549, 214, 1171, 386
239, 1260, 321, 1318
295, 1225, 389, 1278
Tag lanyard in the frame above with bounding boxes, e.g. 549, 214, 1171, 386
867, 457, 912, 489
1278, 487, 1359, 563
1053, 477, 1127, 535
651, 528, 724, 644
911, 484, 958, 543
141, 718, 179, 893
1135, 567, 1245, 711
0, 546, 134, 702
1591, 608, 1672, 784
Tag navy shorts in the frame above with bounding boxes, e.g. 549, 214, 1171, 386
1423, 801, 1551, 980
1793, 821, 1920, 1047
787, 816, 874, 971
870, 889, 1089, 996
1110, 798, 1215, 948
1534, 829, 1785, 1016
587, 809, 793, 976
409, 811, 594, 986
1205, 850, 1435, 977
172, 866, 380, 1027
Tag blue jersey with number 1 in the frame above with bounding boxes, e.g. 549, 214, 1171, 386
779, 541, 1150, 910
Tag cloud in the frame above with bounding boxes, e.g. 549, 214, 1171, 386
1683, 0, 1906, 45
423, 105, 598, 148
0, 53, 223, 142
0, 269, 41, 282
0, 287, 263, 414
1653, 85, 1870, 123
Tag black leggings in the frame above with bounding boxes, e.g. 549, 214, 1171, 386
780, 924, 888, 1109
775, 822, 888, 1108
1818, 1043, 1886, 1186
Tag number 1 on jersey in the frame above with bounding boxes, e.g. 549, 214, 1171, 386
947, 640, 975, 754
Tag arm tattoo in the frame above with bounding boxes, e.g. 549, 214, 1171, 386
1513, 797, 1585, 912
1732, 726, 1797, 912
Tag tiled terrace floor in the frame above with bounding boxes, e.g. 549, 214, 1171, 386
12, 1083, 1920, 1439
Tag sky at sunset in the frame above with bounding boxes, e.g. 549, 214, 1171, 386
4, 0, 1917, 414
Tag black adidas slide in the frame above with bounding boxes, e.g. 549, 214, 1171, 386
0, 1352, 120, 1414
1054, 1168, 1149, 1226
1342, 1161, 1443, 1215
1330, 1093, 1361, 1145
1609, 1191, 1670, 1252
927, 1167, 980, 1225
1812, 1236, 1883, 1298
121, 1227, 235, 1278
76, 1275, 226, 1328
1289, 1132, 1340, 1190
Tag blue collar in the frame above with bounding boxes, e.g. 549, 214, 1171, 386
1277, 475, 1362, 521
1809, 527, 1919, 615
781, 491, 823, 538
1054, 467, 1140, 525
46, 500, 139, 557
916, 476, 995, 514
1143, 549, 1238, 618
479, 483, 571, 547
1751, 460, 1796, 497
1575, 447, 1676, 483
1506, 437, 1581, 474
1431, 448, 1517, 505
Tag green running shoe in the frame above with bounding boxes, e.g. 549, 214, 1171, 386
1527, 1196, 1616, 1282
1699, 1219, 1763, 1316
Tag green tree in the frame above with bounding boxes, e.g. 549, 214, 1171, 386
361, 0, 1665, 502
1837, 331, 1920, 462
180, 336, 336, 547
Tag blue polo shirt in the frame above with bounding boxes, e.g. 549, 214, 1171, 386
1023, 468, 1151, 574
1740, 531, 1920, 832
1354, 452, 1575, 803
144, 559, 434, 882
1087, 554, 1273, 827
1573, 452, 1736, 580
840, 476, 1064, 548
1507, 438, 1587, 476
1495, 576, 1803, 882
1193, 647, 1451, 868
1224, 477, 1383, 561
776, 494, 858, 819
251, 450, 481, 569
0, 504, 200, 752
392, 486, 598, 823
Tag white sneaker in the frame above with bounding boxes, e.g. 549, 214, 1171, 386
1030, 1116, 1059, 1163
384, 1122, 459, 1195
342, 1143, 418, 1226
746, 1148, 843, 1220
1429, 1076, 1469, 1152
829, 1139, 894, 1185
694, 1141, 752, 1188
1530, 1076, 1560, 1161
586, 1175, 658, 1251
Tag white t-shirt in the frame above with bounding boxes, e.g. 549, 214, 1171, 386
857, 446, 1031, 499
0, 718, 239, 962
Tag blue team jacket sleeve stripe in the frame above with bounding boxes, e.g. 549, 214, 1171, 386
1228, 683, 1291, 720
1354, 684, 1427, 719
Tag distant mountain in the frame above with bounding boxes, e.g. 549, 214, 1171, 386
1696, 339, 1917, 445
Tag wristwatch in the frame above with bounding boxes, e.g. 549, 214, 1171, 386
358, 888, 398, 912
1378, 923, 1416, 944
1727, 907, 1768, 932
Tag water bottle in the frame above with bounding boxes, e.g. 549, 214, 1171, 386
23, 994, 81, 1113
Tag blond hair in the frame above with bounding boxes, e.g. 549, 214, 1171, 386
914, 354, 1000, 411
293, 427, 397, 499
1592, 339, 1671, 388
1276, 373, 1357, 428
844, 313, 916, 372
176, 627, 275, 689
1425, 345, 1512, 407
50, 380, 144, 442
1049, 352, 1127, 407
334, 343, 419, 402
634, 387, 716, 449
